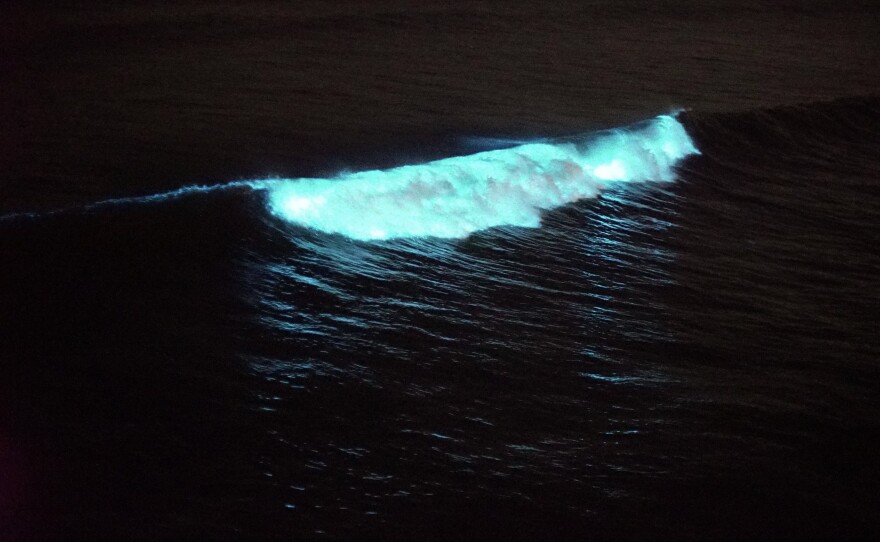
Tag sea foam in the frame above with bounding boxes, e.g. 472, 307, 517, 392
264, 114, 698, 240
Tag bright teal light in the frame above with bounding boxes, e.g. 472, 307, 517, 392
0, 115, 698, 233
264, 114, 698, 241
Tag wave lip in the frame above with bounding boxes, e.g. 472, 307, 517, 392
265, 114, 699, 240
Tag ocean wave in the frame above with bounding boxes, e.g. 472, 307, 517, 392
262, 114, 699, 240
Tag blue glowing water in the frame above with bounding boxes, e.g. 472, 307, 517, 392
2, 0, 879, 539
1, 115, 698, 241
264, 115, 698, 240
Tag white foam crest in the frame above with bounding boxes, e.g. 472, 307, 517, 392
265, 114, 698, 240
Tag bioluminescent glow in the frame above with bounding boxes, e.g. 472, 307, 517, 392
0, 114, 698, 236
0, 180, 265, 222
265, 114, 698, 240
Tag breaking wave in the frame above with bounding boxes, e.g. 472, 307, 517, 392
1, 114, 699, 240
264, 114, 698, 240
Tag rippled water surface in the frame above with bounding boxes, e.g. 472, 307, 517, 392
2, 2, 879, 541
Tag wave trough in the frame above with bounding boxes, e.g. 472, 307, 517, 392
265, 114, 699, 240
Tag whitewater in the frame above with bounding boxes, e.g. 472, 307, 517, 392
264, 114, 698, 240
1, 114, 698, 242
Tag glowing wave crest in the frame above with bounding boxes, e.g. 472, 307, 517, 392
265, 114, 699, 240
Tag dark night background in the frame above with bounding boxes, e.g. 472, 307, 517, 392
2, 1, 880, 540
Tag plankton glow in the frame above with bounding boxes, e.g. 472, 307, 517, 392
263, 114, 699, 240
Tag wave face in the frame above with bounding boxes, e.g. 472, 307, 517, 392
4, 96, 880, 542
264, 114, 698, 240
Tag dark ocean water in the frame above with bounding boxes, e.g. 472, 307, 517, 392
2, 2, 880, 541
